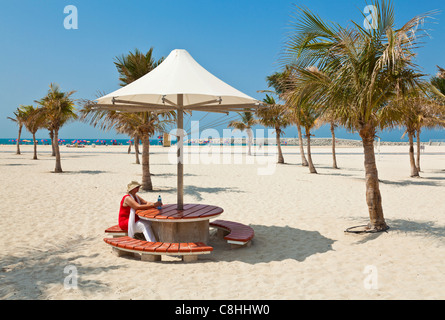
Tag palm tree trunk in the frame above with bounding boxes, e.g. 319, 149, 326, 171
127, 140, 132, 154
53, 129, 63, 173
141, 134, 153, 191
135, 135, 140, 165
305, 127, 317, 174
16, 125, 22, 155
32, 132, 38, 160
330, 122, 338, 169
416, 127, 421, 172
408, 131, 419, 177
360, 125, 388, 231
276, 128, 284, 164
297, 125, 308, 166
49, 130, 55, 156
247, 128, 253, 156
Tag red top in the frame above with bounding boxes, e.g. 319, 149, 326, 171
118, 195, 139, 231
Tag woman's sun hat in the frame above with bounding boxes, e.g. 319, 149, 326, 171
127, 181, 141, 193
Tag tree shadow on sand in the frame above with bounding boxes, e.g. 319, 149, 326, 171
57, 170, 112, 175
344, 217, 445, 245
0, 236, 120, 299
379, 178, 443, 187
208, 225, 335, 264
185, 185, 245, 202
147, 185, 245, 202
388, 219, 445, 242
0, 163, 36, 167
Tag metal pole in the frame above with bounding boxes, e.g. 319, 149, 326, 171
177, 94, 184, 210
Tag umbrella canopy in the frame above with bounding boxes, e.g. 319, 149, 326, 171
96, 49, 259, 113
95, 49, 260, 209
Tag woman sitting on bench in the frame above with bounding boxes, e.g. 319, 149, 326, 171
119, 181, 161, 242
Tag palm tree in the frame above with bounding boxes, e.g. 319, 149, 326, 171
323, 111, 340, 169
115, 47, 166, 191
283, 0, 433, 231
398, 73, 445, 175
256, 95, 291, 164
391, 90, 429, 177
306, 66, 340, 169
36, 84, 77, 173
79, 105, 175, 190
7, 107, 27, 155
227, 111, 258, 156
431, 70, 445, 97
21, 105, 46, 160
301, 109, 321, 174
283, 81, 322, 173
436, 66, 445, 79
266, 70, 309, 166
81, 47, 168, 191
114, 47, 164, 86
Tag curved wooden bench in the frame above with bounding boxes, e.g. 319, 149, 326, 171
210, 220, 254, 248
103, 236, 213, 262
105, 225, 127, 238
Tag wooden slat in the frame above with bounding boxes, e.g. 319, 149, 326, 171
194, 242, 214, 252
137, 204, 177, 219
156, 204, 185, 215
119, 239, 144, 250
132, 241, 156, 252
155, 242, 171, 253
188, 242, 213, 252
179, 243, 191, 253
159, 204, 201, 219
167, 204, 209, 219
136, 209, 159, 219
105, 236, 132, 245
183, 206, 223, 219
167, 243, 180, 253
105, 225, 125, 233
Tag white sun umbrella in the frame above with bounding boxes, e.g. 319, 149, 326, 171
95, 49, 260, 209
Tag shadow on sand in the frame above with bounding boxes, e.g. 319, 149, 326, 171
208, 224, 335, 264
59, 170, 112, 175
146, 185, 245, 202
387, 218, 445, 242
379, 178, 444, 187
0, 236, 120, 299
344, 217, 445, 245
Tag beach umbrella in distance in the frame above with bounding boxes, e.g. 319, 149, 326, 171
94, 49, 260, 209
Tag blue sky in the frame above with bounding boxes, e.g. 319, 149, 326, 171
1, 0, 444, 141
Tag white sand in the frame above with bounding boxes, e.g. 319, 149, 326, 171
1, 143, 444, 300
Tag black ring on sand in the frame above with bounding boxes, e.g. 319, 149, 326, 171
344, 225, 390, 234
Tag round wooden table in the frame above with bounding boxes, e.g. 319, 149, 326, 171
136, 204, 223, 244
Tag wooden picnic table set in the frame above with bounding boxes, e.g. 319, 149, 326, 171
104, 204, 254, 263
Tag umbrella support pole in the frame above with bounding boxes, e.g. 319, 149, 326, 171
177, 94, 184, 210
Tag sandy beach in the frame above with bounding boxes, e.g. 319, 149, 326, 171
1, 143, 444, 300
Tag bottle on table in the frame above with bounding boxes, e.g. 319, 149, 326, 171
157, 195, 162, 209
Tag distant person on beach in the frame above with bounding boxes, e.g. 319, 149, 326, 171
118, 181, 161, 241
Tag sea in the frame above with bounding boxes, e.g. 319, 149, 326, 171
0, 138, 173, 146
1, 127, 444, 146
0, 138, 256, 146
0, 138, 246, 146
